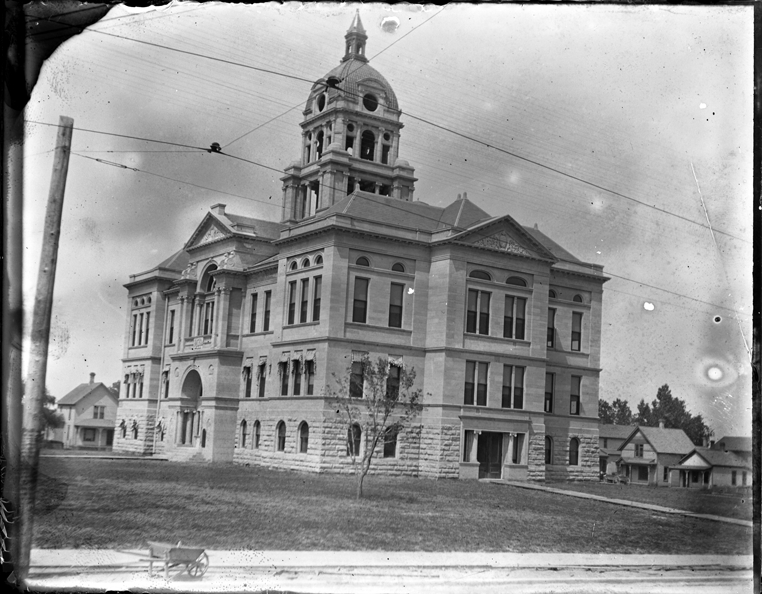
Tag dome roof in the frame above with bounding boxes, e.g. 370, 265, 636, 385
310, 58, 399, 112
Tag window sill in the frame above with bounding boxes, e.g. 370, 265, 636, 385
464, 333, 531, 346
242, 330, 275, 337
284, 321, 321, 329
346, 321, 411, 334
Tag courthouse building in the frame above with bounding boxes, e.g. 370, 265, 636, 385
113, 13, 607, 481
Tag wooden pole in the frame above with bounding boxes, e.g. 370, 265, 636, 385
17, 116, 73, 582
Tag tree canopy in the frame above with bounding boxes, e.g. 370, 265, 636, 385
598, 398, 634, 425
633, 384, 711, 445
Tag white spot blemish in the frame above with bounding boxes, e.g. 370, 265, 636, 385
407, 288, 414, 295
707, 366, 723, 381
643, 302, 655, 311
700, 103, 707, 109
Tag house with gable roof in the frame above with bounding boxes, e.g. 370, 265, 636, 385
56, 373, 118, 449
669, 447, 751, 488
112, 12, 607, 482
617, 422, 695, 486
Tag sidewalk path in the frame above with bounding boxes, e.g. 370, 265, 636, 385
497, 481, 753, 527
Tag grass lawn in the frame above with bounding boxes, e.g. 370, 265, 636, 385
548, 481, 752, 521
33, 458, 751, 554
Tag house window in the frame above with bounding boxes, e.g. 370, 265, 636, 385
571, 312, 582, 351
253, 420, 260, 448
299, 422, 309, 453
83, 428, 96, 442
569, 437, 579, 465
732, 470, 737, 486
503, 296, 526, 340
276, 421, 286, 451
312, 276, 322, 321
464, 361, 488, 406
386, 364, 401, 400
347, 424, 362, 456
240, 420, 247, 448
388, 283, 404, 328
167, 309, 175, 344
300, 279, 309, 323
547, 308, 556, 348
544, 436, 553, 464
466, 289, 490, 335
263, 291, 272, 331
544, 373, 554, 413
203, 302, 214, 335
634, 443, 644, 457
501, 365, 524, 409
353, 278, 369, 323
637, 466, 648, 481
350, 361, 364, 398
305, 359, 315, 395
287, 281, 297, 325
603, 438, 608, 448
383, 427, 398, 458
293, 359, 302, 396
257, 361, 267, 398
315, 255, 323, 265
663, 466, 669, 482
570, 375, 581, 415
249, 293, 258, 333
279, 360, 289, 396
93, 406, 105, 419
511, 434, 524, 464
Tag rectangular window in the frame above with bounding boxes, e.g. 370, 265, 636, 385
464, 361, 488, 406
306, 359, 315, 395
503, 296, 526, 339
258, 363, 267, 398
280, 362, 289, 396
312, 276, 322, 321
635, 443, 644, 457
293, 360, 302, 396
93, 406, 105, 419
300, 279, 309, 323
131, 314, 138, 346
502, 366, 524, 409
83, 428, 96, 442
388, 283, 404, 328
203, 302, 214, 335
244, 368, 252, 398
544, 373, 554, 413
732, 470, 737, 485
263, 291, 272, 331
571, 312, 582, 351
547, 308, 556, 348
570, 375, 581, 415
350, 361, 364, 398
249, 293, 258, 333
467, 290, 490, 335
168, 310, 175, 344
463, 430, 475, 462
603, 438, 608, 449
164, 373, 170, 398
288, 281, 297, 325
742, 471, 747, 486
383, 427, 397, 458
138, 379, 144, 399
386, 364, 401, 400
466, 290, 478, 333
663, 466, 669, 482
478, 292, 490, 335
353, 278, 369, 323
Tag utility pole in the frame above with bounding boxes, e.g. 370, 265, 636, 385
17, 116, 73, 582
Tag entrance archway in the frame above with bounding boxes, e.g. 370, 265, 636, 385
178, 370, 203, 446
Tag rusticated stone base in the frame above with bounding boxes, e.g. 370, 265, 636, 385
112, 408, 156, 455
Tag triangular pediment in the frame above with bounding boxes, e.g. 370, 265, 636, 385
185, 215, 233, 250
453, 217, 557, 262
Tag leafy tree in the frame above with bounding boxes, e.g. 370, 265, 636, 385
599, 398, 634, 425
22, 381, 64, 433
598, 399, 614, 424
327, 356, 423, 499
634, 384, 711, 445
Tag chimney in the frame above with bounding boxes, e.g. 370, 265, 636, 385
89, 372, 95, 385
462, 191, 468, 201
211, 203, 226, 216
658, 419, 664, 429
702, 436, 709, 447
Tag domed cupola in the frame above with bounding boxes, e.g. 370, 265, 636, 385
280, 11, 417, 225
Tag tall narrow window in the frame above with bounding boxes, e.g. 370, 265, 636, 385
544, 373, 554, 413
571, 312, 582, 351
383, 426, 397, 458
305, 359, 315, 395
544, 436, 553, 464
240, 421, 247, 448
203, 303, 214, 335
388, 283, 404, 328
288, 281, 297, 325
138, 313, 144, 345
353, 278, 369, 323
502, 366, 524, 409
253, 421, 260, 448
464, 361, 488, 406
144, 312, 150, 344
276, 422, 286, 451
293, 359, 302, 396
164, 372, 170, 399
312, 276, 322, 321
570, 375, 581, 415
350, 361, 364, 398
569, 438, 579, 465
300, 279, 309, 323
503, 296, 526, 339
347, 424, 362, 456
138, 378, 144, 399
547, 308, 556, 348
386, 364, 401, 400
258, 362, 267, 398
131, 314, 138, 346
512, 434, 523, 464
167, 310, 175, 344
263, 291, 272, 331
249, 293, 258, 333
244, 367, 252, 398
280, 361, 289, 396
466, 290, 490, 335
299, 422, 309, 453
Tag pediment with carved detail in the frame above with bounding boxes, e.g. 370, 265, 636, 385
188, 220, 232, 249
471, 230, 533, 257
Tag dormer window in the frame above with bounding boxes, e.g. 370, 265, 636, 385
317, 93, 326, 112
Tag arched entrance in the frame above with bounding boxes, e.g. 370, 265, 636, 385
177, 370, 203, 446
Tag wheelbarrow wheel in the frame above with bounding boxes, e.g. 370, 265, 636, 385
187, 552, 209, 578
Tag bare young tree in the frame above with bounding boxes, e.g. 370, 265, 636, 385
327, 356, 423, 499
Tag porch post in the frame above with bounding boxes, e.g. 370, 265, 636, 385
469, 432, 479, 463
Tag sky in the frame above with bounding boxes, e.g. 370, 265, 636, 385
22, 2, 753, 437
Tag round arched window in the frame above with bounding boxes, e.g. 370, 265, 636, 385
301, 258, 311, 268
355, 256, 370, 267
573, 294, 584, 303
133, 299, 139, 307
316, 93, 326, 112
468, 270, 492, 281
506, 276, 527, 287
363, 94, 378, 111
347, 124, 355, 133
289, 261, 298, 271
391, 263, 405, 273
314, 255, 323, 265
383, 132, 391, 141
549, 290, 557, 299
147, 296, 152, 304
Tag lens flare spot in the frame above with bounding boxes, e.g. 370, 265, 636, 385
707, 366, 723, 381
643, 302, 654, 311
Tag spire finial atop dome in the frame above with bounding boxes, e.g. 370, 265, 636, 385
343, 10, 368, 63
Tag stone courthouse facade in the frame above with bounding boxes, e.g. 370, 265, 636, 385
113, 13, 606, 481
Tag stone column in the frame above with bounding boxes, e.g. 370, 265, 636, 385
469, 431, 479, 463
214, 288, 227, 348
